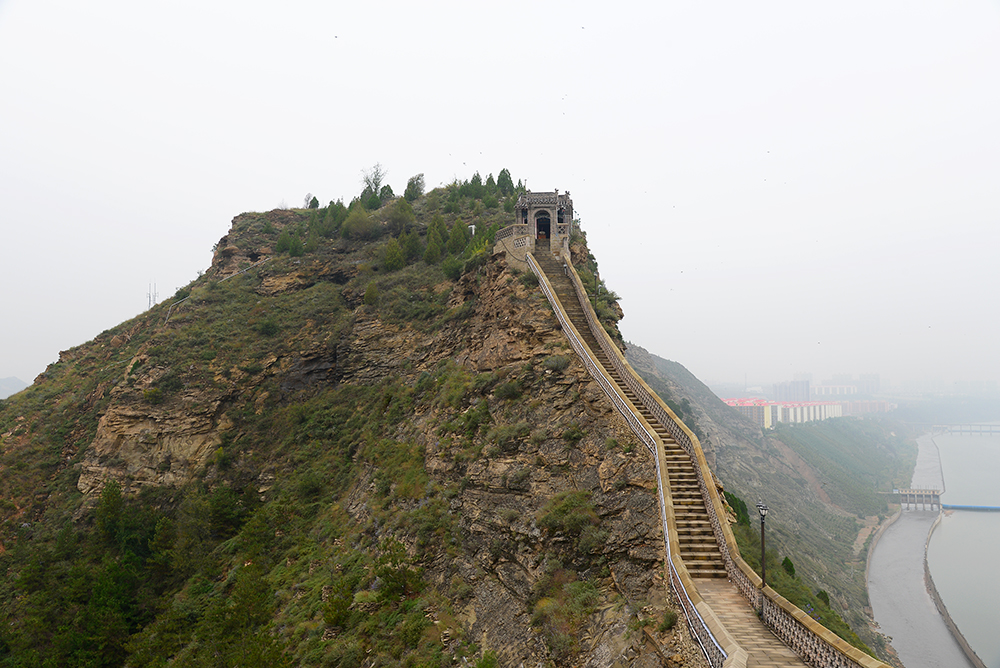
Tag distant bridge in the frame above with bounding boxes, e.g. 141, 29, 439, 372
915, 424, 1000, 436
894, 488, 942, 511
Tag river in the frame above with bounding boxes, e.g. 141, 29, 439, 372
868, 436, 971, 668
868, 433, 1000, 668
926, 434, 1000, 668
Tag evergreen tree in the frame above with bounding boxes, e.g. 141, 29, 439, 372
399, 230, 423, 262
467, 172, 485, 199
497, 168, 514, 195
305, 228, 320, 253
442, 255, 462, 280
423, 237, 443, 264
321, 199, 348, 237
427, 214, 448, 246
404, 173, 425, 202
383, 238, 405, 271
275, 229, 293, 253
447, 218, 471, 256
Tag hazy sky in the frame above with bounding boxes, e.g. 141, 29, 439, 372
2, 0, 999, 389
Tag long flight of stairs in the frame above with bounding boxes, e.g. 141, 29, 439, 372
532, 243, 727, 578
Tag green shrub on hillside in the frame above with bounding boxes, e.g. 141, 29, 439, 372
562, 422, 584, 443
383, 238, 405, 271
341, 208, 381, 240
404, 173, 424, 202
494, 381, 521, 400
543, 355, 570, 372
442, 255, 462, 280
386, 198, 415, 236
364, 282, 380, 306
724, 491, 750, 526
538, 490, 598, 535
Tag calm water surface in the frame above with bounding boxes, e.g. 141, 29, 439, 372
926, 434, 1000, 668
868, 436, 971, 668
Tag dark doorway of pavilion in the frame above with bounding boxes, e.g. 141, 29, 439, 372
535, 213, 551, 239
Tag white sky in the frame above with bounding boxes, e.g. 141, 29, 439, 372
2, 0, 999, 389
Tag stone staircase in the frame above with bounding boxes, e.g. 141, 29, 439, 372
532, 243, 727, 579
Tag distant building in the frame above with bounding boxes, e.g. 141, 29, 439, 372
773, 380, 810, 402
724, 398, 773, 429
723, 398, 842, 426
812, 385, 857, 397
771, 401, 842, 423
839, 400, 894, 416
858, 374, 881, 394
812, 373, 880, 398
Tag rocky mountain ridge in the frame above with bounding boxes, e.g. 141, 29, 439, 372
0, 186, 705, 667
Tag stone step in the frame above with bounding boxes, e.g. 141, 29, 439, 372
535, 259, 730, 579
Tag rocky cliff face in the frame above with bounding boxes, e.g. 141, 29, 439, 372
0, 205, 706, 667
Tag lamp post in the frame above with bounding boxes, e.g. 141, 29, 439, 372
756, 502, 769, 591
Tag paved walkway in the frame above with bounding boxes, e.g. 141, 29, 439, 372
695, 579, 808, 668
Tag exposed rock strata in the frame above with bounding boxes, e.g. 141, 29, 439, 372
63, 210, 707, 666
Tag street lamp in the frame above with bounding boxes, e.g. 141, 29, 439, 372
756, 502, 769, 591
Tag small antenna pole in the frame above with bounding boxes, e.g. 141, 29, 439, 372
147, 282, 159, 309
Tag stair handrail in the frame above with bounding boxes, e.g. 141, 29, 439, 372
526, 252, 733, 668
550, 249, 891, 668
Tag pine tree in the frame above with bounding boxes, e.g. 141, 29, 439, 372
423, 237, 443, 265
447, 218, 471, 256
497, 168, 514, 195
399, 230, 423, 262
404, 173, 425, 201
383, 238, 405, 271
427, 214, 448, 246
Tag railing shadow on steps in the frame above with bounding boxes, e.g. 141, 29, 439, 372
525, 248, 891, 668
